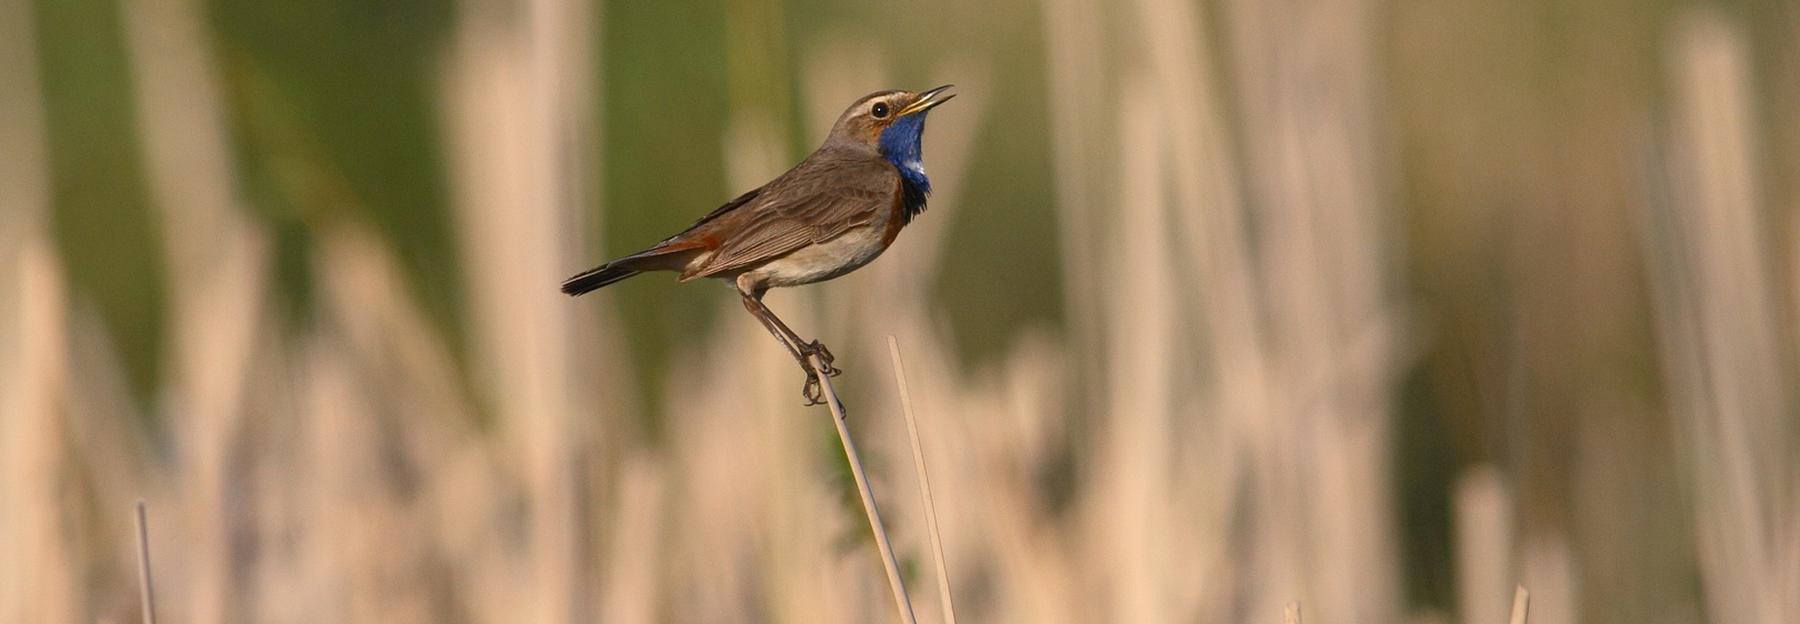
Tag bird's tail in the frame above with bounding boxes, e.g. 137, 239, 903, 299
563, 239, 710, 296
561, 263, 641, 296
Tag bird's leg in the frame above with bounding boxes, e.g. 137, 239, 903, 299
740, 294, 810, 364
756, 301, 839, 376
740, 290, 839, 375
740, 294, 827, 405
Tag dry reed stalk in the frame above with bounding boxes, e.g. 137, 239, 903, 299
443, 0, 594, 616
1103, 79, 1177, 623
1455, 467, 1515, 624
311, 232, 495, 622
0, 0, 51, 616
1518, 536, 1575, 624
1508, 586, 1529, 624
1284, 602, 1301, 624
1220, 0, 1399, 619
1650, 10, 1796, 624
0, 0, 49, 241
34, 3, 1781, 623
121, 1, 267, 620
1040, 0, 1109, 384
134, 501, 157, 624
649, 322, 767, 621
886, 335, 958, 624
599, 458, 664, 623
810, 353, 917, 624
5, 243, 76, 623
1129, 1, 1280, 619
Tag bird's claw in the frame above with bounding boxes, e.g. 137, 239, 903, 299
791, 340, 838, 405
802, 340, 841, 377
801, 372, 826, 406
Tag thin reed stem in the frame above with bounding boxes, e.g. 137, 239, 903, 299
1508, 585, 1530, 624
1283, 602, 1301, 624
886, 336, 957, 624
134, 500, 157, 624
810, 354, 917, 624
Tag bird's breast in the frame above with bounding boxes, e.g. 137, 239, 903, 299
745, 222, 894, 289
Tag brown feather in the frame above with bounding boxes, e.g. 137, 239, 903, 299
674, 186, 764, 237
881, 175, 906, 247
680, 147, 898, 280
563, 87, 944, 298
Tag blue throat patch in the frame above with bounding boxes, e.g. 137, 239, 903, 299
878, 114, 931, 224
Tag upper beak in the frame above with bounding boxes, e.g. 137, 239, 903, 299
898, 84, 956, 116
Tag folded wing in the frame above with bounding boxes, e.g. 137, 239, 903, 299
682, 155, 897, 280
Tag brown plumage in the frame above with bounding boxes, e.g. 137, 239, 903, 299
562, 85, 955, 404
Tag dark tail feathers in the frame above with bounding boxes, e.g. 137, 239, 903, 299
561, 264, 641, 296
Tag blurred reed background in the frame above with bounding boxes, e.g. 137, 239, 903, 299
1, 0, 1796, 621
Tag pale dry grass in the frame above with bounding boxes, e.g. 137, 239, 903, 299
811, 354, 915, 624
1644, 9, 1800, 624
1, 1, 1796, 623
887, 335, 958, 624
134, 501, 156, 624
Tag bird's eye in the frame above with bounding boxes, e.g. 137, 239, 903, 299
871, 102, 889, 119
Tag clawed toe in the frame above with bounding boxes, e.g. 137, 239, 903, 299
772, 337, 841, 405
802, 340, 834, 363
802, 341, 842, 377
801, 373, 825, 406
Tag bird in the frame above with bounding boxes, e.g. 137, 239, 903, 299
561, 85, 956, 405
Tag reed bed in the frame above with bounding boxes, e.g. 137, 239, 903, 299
2, 0, 1796, 623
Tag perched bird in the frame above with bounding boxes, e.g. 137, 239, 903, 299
562, 85, 956, 404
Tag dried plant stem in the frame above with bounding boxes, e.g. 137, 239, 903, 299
886, 336, 958, 624
1509, 585, 1530, 624
810, 354, 917, 624
134, 500, 157, 624
1283, 602, 1301, 624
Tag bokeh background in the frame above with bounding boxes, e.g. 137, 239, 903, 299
2, 0, 1796, 622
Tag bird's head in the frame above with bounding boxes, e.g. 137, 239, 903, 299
827, 85, 956, 162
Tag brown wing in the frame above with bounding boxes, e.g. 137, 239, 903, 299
651, 185, 765, 248
682, 154, 897, 279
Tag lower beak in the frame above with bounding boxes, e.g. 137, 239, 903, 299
898, 84, 956, 116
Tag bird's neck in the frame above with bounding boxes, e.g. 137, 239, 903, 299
877, 115, 931, 224
877, 115, 931, 196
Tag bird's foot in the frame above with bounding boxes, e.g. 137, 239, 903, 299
801, 340, 841, 377
801, 372, 826, 406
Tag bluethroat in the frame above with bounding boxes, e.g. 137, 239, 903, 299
562, 85, 956, 404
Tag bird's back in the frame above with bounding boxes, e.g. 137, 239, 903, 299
673, 146, 902, 280
560, 85, 951, 299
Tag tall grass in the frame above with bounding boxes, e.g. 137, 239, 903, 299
2, 0, 1796, 623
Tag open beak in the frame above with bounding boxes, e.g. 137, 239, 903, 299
898, 84, 956, 116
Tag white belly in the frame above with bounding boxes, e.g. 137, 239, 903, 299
744, 224, 890, 288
